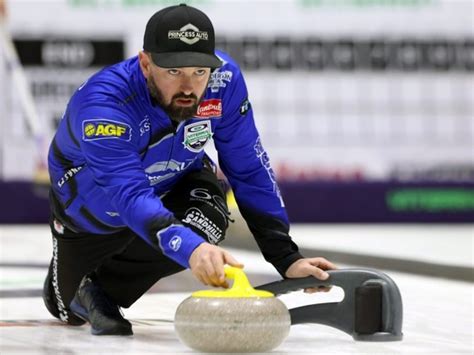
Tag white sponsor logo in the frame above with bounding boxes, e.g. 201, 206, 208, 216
208, 70, 233, 93
183, 207, 223, 244
169, 235, 182, 251
145, 159, 196, 186
239, 98, 251, 116
139, 117, 151, 136
168, 23, 208, 45
57, 166, 83, 188
190, 187, 212, 200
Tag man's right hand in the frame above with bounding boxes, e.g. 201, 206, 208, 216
189, 243, 244, 288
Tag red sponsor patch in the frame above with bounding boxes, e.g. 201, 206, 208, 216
195, 99, 222, 119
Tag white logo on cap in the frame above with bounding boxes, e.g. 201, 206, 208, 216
168, 23, 208, 45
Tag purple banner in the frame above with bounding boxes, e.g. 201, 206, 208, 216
1, 181, 473, 224
280, 181, 474, 223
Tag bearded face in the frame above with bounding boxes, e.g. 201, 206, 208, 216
145, 65, 211, 123
147, 78, 204, 123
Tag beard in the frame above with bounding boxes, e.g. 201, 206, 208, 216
147, 78, 203, 123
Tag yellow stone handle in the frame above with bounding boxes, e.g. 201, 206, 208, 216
224, 266, 253, 293
191, 266, 274, 298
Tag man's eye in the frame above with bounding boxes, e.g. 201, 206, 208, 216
195, 69, 206, 76
168, 69, 180, 75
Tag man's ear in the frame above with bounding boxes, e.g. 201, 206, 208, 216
138, 51, 151, 78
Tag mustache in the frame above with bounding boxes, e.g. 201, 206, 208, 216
172, 93, 198, 101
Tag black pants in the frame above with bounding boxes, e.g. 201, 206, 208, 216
43, 167, 230, 323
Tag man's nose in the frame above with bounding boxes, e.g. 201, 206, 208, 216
180, 77, 194, 95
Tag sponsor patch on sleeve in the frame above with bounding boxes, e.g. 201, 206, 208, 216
194, 99, 222, 119
239, 98, 251, 116
208, 70, 233, 93
82, 119, 132, 142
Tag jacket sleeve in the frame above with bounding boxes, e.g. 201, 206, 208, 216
213, 69, 303, 277
77, 105, 205, 268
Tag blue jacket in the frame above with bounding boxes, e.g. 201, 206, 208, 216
48, 51, 302, 275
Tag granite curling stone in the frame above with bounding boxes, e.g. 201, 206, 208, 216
174, 267, 291, 353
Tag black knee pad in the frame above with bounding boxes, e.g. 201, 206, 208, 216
181, 186, 231, 245
162, 167, 232, 245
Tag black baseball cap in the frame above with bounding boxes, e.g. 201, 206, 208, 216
143, 3, 222, 69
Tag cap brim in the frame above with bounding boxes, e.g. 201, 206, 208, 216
150, 51, 222, 69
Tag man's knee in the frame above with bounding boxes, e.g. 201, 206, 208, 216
181, 187, 231, 245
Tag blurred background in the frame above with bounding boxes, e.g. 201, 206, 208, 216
0, 0, 473, 277
1, 3, 472, 353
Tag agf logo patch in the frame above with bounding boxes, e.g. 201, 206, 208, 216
82, 119, 132, 142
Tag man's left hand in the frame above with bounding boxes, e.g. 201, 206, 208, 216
285, 257, 338, 293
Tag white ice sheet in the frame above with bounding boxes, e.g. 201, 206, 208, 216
1, 225, 473, 354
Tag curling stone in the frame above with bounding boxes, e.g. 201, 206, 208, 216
174, 267, 290, 353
